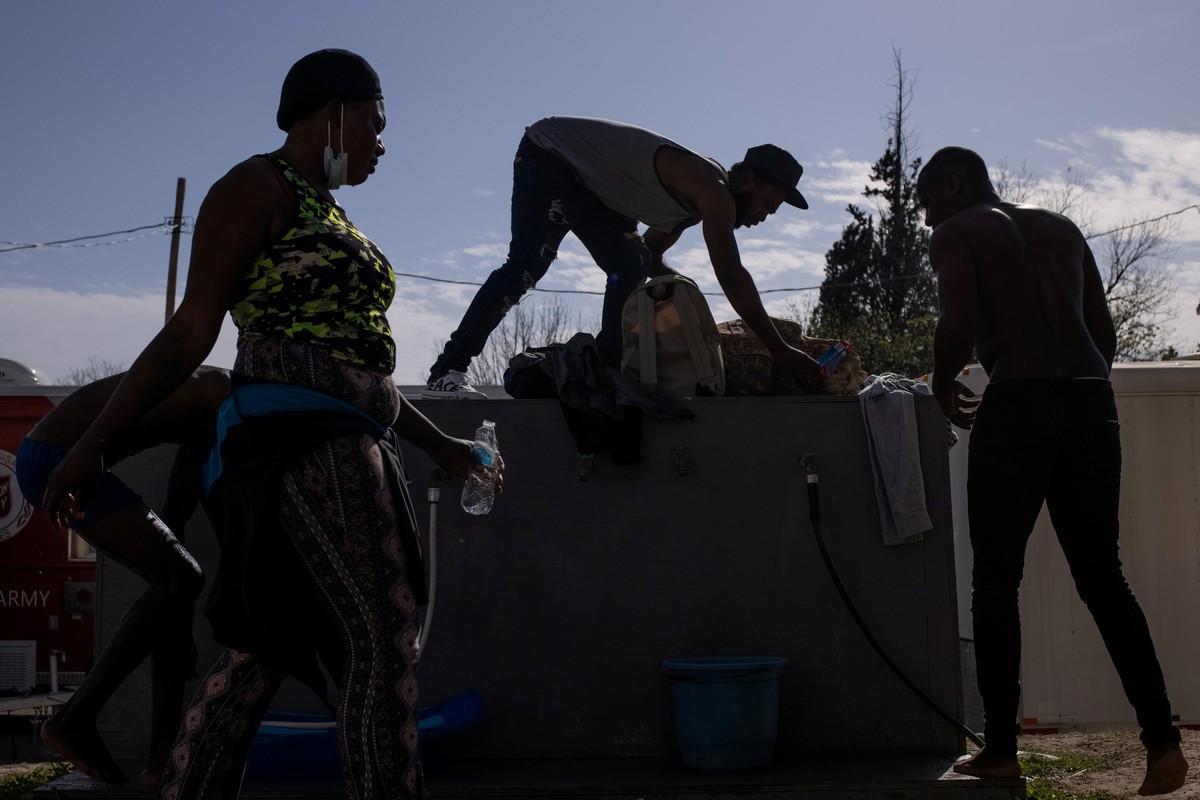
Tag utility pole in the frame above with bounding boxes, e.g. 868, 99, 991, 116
164, 177, 186, 324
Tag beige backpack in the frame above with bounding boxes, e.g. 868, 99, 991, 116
620, 274, 725, 397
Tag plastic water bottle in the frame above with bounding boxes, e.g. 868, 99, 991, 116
461, 420, 499, 515
817, 341, 852, 377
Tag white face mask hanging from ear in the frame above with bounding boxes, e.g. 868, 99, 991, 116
324, 103, 348, 189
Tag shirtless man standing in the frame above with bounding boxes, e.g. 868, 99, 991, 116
920, 146, 1187, 795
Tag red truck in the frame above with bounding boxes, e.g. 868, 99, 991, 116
0, 362, 93, 693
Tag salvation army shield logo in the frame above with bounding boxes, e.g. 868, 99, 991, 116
0, 449, 34, 543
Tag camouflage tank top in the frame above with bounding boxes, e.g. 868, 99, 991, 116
230, 154, 396, 373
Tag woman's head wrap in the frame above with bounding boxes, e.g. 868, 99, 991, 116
276, 49, 382, 132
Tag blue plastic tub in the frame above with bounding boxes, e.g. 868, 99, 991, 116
244, 689, 486, 778
660, 656, 787, 770
244, 709, 339, 779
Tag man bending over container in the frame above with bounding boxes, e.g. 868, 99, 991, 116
424, 115, 820, 399
921, 145, 1187, 795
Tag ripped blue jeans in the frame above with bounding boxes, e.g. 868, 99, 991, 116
430, 135, 651, 379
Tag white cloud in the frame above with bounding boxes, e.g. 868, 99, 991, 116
1, 285, 239, 385
386, 295, 468, 386
1028, 127, 1200, 353
808, 155, 876, 207
1033, 136, 1078, 154
1035, 128, 1200, 244
0, 278, 526, 389
459, 242, 508, 261
772, 217, 842, 243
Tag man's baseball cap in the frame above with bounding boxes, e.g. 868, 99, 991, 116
742, 144, 808, 209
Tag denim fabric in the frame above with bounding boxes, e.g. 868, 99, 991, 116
967, 379, 1178, 754
431, 136, 652, 378
16, 437, 141, 527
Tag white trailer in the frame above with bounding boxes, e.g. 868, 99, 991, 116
0, 358, 42, 385
945, 360, 1200, 731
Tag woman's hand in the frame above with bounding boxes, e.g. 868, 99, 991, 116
431, 436, 505, 496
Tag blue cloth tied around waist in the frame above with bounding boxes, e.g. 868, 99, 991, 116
201, 379, 425, 700
203, 381, 385, 495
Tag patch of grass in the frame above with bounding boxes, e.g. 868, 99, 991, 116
1020, 751, 1123, 800
1020, 750, 1122, 778
1023, 786, 1119, 800
0, 763, 71, 800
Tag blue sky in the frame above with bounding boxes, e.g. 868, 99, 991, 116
3, 0, 1198, 384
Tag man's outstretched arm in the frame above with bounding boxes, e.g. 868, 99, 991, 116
930, 224, 980, 427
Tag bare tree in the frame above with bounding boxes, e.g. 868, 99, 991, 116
1098, 216, 1179, 360
59, 355, 126, 386
992, 158, 1040, 205
783, 294, 819, 331
994, 163, 1180, 361
430, 295, 595, 386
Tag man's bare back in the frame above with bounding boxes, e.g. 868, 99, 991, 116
918, 146, 1118, 425
938, 201, 1112, 381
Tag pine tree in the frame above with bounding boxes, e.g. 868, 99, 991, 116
811, 52, 937, 377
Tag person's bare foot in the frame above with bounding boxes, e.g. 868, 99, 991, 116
142, 737, 171, 789
40, 714, 129, 785
1139, 742, 1188, 796
952, 747, 1021, 778
141, 745, 171, 790
142, 768, 162, 790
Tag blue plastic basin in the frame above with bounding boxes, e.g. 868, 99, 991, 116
660, 656, 787, 770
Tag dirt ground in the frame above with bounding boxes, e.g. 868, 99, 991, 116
3, 728, 1196, 796
0, 761, 52, 779
1013, 727, 1198, 799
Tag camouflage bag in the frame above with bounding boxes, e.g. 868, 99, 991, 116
718, 317, 866, 396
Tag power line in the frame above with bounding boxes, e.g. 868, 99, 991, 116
6, 202, 1196, 298
392, 270, 608, 295
0, 220, 191, 254
1084, 204, 1200, 240
398, 271, 909, 298
404, 202, 1200, 298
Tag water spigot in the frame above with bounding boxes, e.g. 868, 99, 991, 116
673, 446, 690, 477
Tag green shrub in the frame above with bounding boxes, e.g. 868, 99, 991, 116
0, 763, 71, 800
